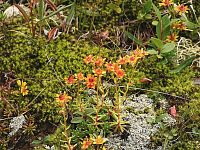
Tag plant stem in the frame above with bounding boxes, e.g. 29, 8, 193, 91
63, 105, 71, 150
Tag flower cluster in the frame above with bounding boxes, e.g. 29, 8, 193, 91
159, 0, 189, 15
83, 48, 147, 81
81, 135, 108, 150
158, 0, 190, 43
17, 80, 29, 96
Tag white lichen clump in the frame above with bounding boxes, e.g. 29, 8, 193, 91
107, 95, 175, 150
9, 115, 26, 137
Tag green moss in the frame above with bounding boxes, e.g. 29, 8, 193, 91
0, 33, 116, 122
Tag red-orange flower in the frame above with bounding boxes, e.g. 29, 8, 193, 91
64, 75, 76, 85
93, 68, 106, 76
159, 0, 173, 7
77, 72, 85, 81
84, 55, 93, 64
55, 92, 72, 104
105, 62, 114, 72
114, 68, 125, 79
94, 56, 105, 67
81, 138, 93, 150
175, 4, 189, 15
166, 33, 178, 42
85, 74, 97, 89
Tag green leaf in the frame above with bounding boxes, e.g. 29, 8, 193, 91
71, 117, 84, 123
41, 3, 74, 21
185, 20, 200, 30
143, 0, 152, 14
84, 108, 96, 115
31, 140, 42, 145
170, 56, 197, 73
162, 15, 171, 39
147, 49, 158, 54
156, 21, 161, 39
161, 43, 175, 53
152, 3, 161, 21
152, 20, 158, 26
107, 3, 121, 13
125, 31, 144, 47
38, 0, 45, 20
150, 38, 163, 49
162, 15, 170, 30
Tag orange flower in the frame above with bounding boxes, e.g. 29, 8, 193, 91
92, 136, 108, 145
85, 74, 97, 89
172, 22, 187, 31
166, 33, 178, 42
55, 92, 72, 104
175, 4, 189, 15
84, 55, 93, 64
114, 68, 125, 79
17, 80, 29, 96
105, 62, 114, 72
113, 63, 120, 72
94, 56, 105, 67
93, 68, 106, 76
64, 75, 76, 85
76, 72, 85, 81
117, 56, 127, 65
81, 138, 93, 150
159, 0, 174, 7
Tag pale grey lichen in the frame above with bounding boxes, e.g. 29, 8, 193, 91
107, 95, 162, 150
9, 114, 26, 137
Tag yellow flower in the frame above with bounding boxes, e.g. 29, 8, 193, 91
159, 0, 174, 7
55, 92, 72, 105
92, 136, 108, 145
127, 54, 138, 65
17, 80, 29, 96
175, 4, 189, 15
134, 47, 148, 58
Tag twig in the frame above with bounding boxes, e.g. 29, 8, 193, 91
119, 86, 189, 100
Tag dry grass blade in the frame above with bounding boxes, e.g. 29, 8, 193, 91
14, 4, 29, 22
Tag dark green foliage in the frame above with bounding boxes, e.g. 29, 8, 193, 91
139, 56, 200, 102
151, 99, 200, 149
